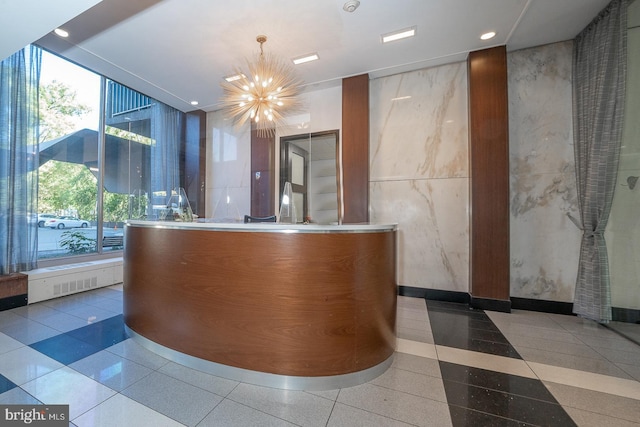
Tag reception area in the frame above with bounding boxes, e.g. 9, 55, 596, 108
1, 1, 639, 426
123, 221, 397, 390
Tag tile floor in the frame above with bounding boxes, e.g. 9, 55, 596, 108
1, 286, 639, 426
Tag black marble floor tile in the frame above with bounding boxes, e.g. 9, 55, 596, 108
427, 300, 488, 316
429, 312, 505, 340
427, 301, 521, 359
0, 374, 17, 394
439, 362, 558, 403
443, 379, 576, 426
29, 315, 127, 365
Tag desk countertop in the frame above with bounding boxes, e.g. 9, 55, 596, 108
125, 220, 397, 233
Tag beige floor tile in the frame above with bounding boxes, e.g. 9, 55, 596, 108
507, 335, 606, 359
396, 316, 430, 331
493, 322, 585, 344
435, 345, 536, 378
327, 403, 416, 427
531, 363, 640, 400
337, 383, 452, 427
392, 352, 442, 378
369, 366, 447, 402
517, 346, 633, 379
487, 310, 567, 331
396, 326, 434, 344
544, 380, 640, 423
396, 338, 437, 359
563, 406, 640, 427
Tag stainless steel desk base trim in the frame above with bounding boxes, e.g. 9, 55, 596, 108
125, 326, 394, 391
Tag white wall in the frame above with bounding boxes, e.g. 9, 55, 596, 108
205, 111, 251, 221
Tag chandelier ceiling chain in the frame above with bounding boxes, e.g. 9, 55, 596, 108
220, 35, 303, 137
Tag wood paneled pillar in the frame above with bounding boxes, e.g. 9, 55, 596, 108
184, 110, 207, 218
250, 124, 276, 217
342, 74, 370, 224
468, 46, 511, 312
0, 273, 27, 311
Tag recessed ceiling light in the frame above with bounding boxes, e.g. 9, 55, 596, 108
190, 101, 199, 106
54, 28, 69, 38
480, 31, 496, 40
381, 26, 416, 44
224, 73, 246, 82
292, 53, 319, 65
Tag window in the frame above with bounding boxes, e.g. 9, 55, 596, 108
37, 50, 101, 259
36, 47, 185, 261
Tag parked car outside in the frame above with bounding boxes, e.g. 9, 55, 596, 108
44, 216, 90, 229
37, 213, 58, 227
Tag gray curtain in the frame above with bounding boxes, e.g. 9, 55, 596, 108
572, 0, 628, 322
0, 46, 41, 275
150, 102, 184, 204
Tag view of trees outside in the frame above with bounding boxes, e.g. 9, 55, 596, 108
38, 79, 96, 220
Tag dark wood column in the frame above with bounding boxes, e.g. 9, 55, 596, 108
184, 110, 207, 217
467, 46, 510, 312
342, 74, 370, 224
0, 273, 27, 311
250, 124, 276, 217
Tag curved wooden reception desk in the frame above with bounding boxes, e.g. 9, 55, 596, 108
123, 221, 397, 390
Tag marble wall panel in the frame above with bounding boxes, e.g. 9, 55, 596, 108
508, 41, 581, 301
370, 63, 469, 292
370, 62, 468, 181
370, 178, 469, 292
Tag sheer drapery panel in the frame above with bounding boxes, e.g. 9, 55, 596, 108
572, 0, 628, 322
0, 46, 41, 275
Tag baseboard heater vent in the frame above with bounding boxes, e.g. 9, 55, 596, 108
25, 258, 123, 304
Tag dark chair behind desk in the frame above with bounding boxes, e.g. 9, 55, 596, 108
244, 215, 277, 223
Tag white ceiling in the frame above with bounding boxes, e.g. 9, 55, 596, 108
0, 0, 102, 62
4, 0, 611, 113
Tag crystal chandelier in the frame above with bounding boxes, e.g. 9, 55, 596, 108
220, 35, 302, 137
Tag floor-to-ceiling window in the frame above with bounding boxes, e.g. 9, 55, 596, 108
37, 49, 101, 259
34, 47, 185, 263
607, 0, 640, 341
